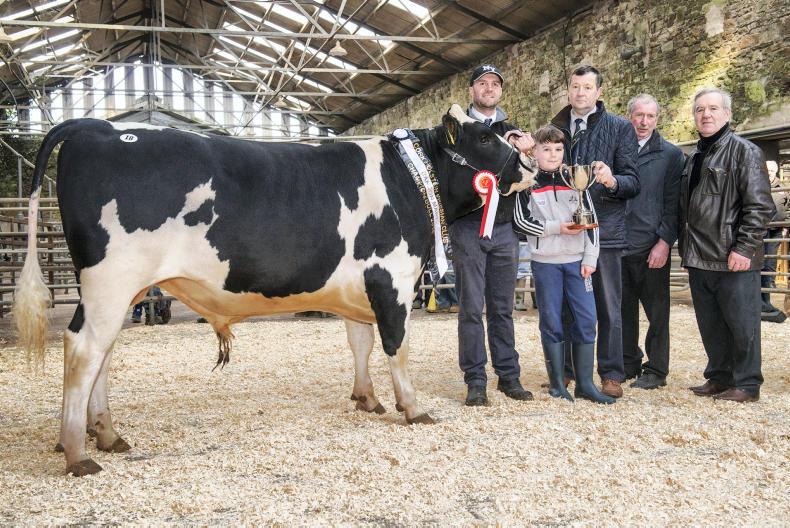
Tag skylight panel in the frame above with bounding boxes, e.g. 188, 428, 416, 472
20, 29, 80, 52
6, 16, 75, 41
24, 42, 78, 65
391, 0, 430, 19
0, 0, 70, 21
270, 4, 308, 26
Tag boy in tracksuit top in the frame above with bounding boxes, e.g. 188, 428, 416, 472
512, 125, 614, 404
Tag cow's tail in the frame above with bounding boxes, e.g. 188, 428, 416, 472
12, 120, 77, 366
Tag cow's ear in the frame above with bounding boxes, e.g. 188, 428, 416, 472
442, 112, 459, 146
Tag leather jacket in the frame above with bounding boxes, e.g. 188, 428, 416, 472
679, 128, 775, 271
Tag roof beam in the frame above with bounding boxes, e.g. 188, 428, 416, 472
448, 1, 529, 40
308, 0, 464, 72
2, 18, 518, 44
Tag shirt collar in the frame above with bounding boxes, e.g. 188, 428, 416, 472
469, 105, 497, 123
638, 136, 650, 149
570, 106, 597, 126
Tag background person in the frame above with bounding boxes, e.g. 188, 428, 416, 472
621, 94, 685, 389
682, 88, 775, 403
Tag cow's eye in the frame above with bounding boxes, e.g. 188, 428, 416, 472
480, 134, 490, 144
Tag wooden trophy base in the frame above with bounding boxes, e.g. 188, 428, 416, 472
568, 223, 599, 231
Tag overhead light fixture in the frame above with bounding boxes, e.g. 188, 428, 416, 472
329, 41, 347, 57
0, 24, 13, 43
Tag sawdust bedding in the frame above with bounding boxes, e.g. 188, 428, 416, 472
0, 303, 788, 526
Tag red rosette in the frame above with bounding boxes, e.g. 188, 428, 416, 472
473, 170, 496, 195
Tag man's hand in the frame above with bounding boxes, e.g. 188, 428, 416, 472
593, 161, 617, 189
581, 265, 596, 278
728, 251, 751, 271
647, 239, 670, 269
504, 130, 535, 154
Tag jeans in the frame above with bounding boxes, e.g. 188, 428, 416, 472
532, 260, 596, 344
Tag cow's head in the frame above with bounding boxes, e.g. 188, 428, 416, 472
437, 104, 535, 222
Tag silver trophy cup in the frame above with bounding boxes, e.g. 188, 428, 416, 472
562, 164, 598, 230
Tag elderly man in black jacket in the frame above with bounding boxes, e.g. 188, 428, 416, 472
682, 87, 775, 403
622, 94, 685, 390
550, 65, 639, 398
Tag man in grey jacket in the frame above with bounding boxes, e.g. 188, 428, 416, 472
681, 87, 775, 403
622, 94, 685, 389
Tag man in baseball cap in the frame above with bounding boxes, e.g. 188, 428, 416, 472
469, 64, 504, 86
452, 63, 535, 407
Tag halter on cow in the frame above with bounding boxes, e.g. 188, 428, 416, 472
14, 104, 534, 476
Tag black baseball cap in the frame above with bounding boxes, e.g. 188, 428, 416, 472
469, 64, 504, 86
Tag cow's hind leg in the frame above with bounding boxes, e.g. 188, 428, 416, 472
344, 319, 385, 414
88, 347, 131, 453
365, 266, 433, 424
59, 299, 128, 476
55, 342, 129, 453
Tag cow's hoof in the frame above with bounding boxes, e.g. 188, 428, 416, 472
86, 427, 97, 438
67, 459, 103, 477
395, 403, 404, 412
98, 437, 131, 453
54, 442, 64, 453
350, 394, 365, 402
406, 413, 435, 425
355, 400, 386, 414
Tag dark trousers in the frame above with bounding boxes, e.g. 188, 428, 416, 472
688, 268, 763, 393
564, 248, 624, 382
450, 216, 520, 387
761, 230, 780, 311
621, 251, 671, 378
532, 260, 596, 344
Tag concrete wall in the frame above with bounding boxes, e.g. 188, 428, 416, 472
347, 0, 789, 143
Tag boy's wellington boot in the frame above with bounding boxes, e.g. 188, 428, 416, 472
543, 341, 573, 401
572, 342, 615, 405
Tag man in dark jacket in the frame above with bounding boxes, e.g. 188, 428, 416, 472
682, 87, 775, 403
621, 94, 685, 390
453, 64, 536, 406
550, 65, 639, 398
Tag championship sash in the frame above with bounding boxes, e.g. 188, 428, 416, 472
390, 128, 451, 283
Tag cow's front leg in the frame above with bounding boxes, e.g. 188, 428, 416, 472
88, 347, 131, 453
344, 319, 385, 414
386, 318, 434, 425
365, 266, 434, 425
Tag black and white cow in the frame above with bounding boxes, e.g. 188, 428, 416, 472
14, 104, 533, 476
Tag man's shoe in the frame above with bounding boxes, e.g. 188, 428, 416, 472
465, 385, 488, 406
761, 309, 787, 323
689, 380, 731, 397
630, 372, 667, 390
624, 366, 642, 381
496, 378, 534, 401
601, 379, 623, 398
712, 388, 759, 402
448, 305, 460, 313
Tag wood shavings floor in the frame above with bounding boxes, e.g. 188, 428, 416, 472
0, 302, 788, 525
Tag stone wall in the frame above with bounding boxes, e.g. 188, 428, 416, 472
347, 0, 789, 143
